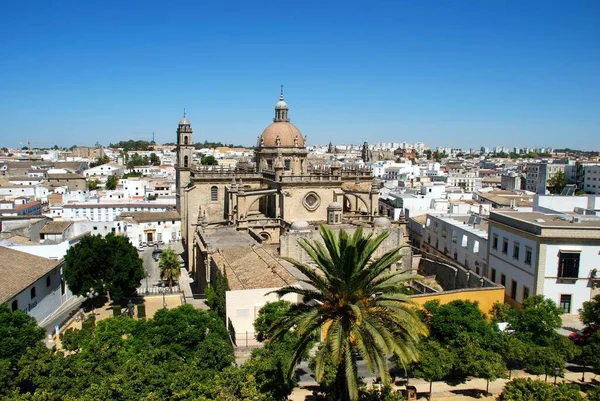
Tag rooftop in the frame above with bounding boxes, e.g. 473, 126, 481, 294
0, 247, 61, 303
211, 245, 295, 290
40, 221, 73, 234
490, 211, 600, 238
118, 211, 180, 223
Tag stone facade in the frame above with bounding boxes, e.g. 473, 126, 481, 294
177, 90, 398, 293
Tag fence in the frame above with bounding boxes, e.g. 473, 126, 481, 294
135, 285, 181, 296
231, 331, 261, 348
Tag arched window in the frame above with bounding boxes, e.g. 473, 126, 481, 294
30, 286, 36, 299
11, 300, 18, 312
211, 186, 218, 201
184, 136, 188, 145
184, 155, 189, 168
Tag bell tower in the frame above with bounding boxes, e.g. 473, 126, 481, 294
176, 111, 194, 212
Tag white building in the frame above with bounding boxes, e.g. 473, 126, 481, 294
487, 210, 600, 314
82, 164, 125, 180
419, 213, 488, 275
0, 246, 75, 325
584, 165, 600, 195
62, 201, 174, 222
117, 211, 181, 246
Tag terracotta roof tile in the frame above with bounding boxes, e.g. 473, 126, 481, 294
0, 247, 61, 303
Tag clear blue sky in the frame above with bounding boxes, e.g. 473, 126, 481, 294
1, 0, 598, 150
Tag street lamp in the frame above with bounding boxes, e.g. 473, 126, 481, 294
162, 288, 167, 309
144, 268, 149, 295
86, 287, 99, 315
553, 366, 560, 385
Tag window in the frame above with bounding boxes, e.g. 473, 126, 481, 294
473, 240, 479, 254
560, 294, 572, 313
523, 286, 530, 300
441, 225, 447, 238
284, 160, 291, 171
461, 235, 468, 248
513, 243, 520, 260
491, 268, 497, 282
558, 251, 580, 279
451, 230, 457, 243
30, 286, 36, 299
492, 235, 498, 250
46, 276, 51, 287
11, 300, 18, 311
525, 247, 532, 265
184, 155, 189, 168
511, 280, 518, 299
501, 274, 506, 287
210, 186, 218, 201
502, 238, 508, 254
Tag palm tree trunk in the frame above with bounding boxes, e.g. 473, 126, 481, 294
429, 380, 433, 400
582, 368, 586, 382
486, 379, 489, 395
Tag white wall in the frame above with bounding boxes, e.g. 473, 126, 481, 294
542, 244, 599, 314
226, 287, 299, 341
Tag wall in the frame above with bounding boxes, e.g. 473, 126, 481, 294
226, 288, 299, 345
542, 243, 600, 314
418, 257, 497, 290
410, 287, 505, 315
534, 195, 589, 213
8, 266, 74, 324
280, 224, 410, 270
487, 224, 537, 304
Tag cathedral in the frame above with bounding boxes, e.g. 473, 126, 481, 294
175, 89, 389, 292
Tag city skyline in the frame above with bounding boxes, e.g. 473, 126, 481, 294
0, 1, 598, 149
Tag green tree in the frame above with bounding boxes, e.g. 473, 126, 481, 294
87, 179, 99, 190
89, 155, 110, 168
105, 174, 118, 190
547, 170, 567, 194
0, 304, 45, 366
149, 152, 161, 166
412, 340, 454, 399
496, 333, 530, 379
206, 271, 229, 321
159, 248, 181, 293
497, 378, 554, 401
577, 332, 600, 380
552, 382, 585, 401
512, 295, 563, 345
63, 234, 144, 301
579, 294, 600, 329
524, 345, 565, 381
587, 386, 600, 401
201, 155, 218, 165
267, 226, 427, 401
254, 300, 293, 343
454, 334, 506, 395
422, 299, 498, 347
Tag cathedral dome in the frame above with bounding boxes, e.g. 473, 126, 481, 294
260, 122, 305, 147
275, 99, 289, 110
179, 117, 190, 125
290, 220, 310, 231
373, 217, 391, 228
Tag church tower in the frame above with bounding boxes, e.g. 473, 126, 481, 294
176, 112, 194, 212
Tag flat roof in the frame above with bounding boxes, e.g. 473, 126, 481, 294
491, 211, 600, 229
118, 211, 180, 223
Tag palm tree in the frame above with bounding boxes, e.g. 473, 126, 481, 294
159, 248, 180, 293
268, 225, 427, 401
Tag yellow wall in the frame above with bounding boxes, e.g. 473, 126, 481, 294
410, 287, 505, 315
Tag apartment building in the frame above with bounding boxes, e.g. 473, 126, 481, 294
487, 211, 600, 314
419, 213, 488, 275
583, 165, 600, 195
